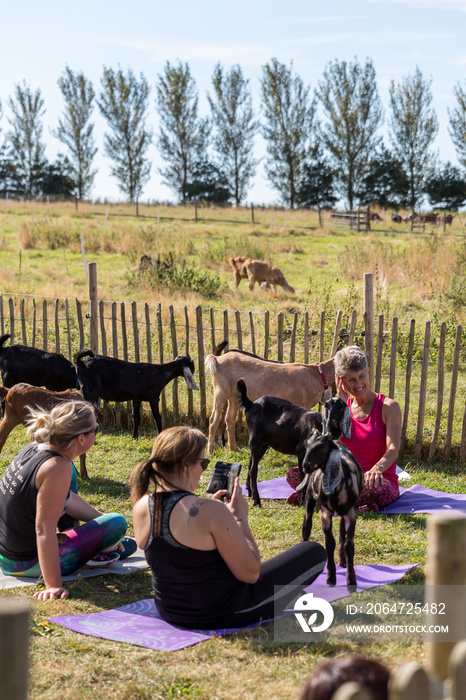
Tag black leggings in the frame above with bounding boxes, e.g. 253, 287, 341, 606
227, 541, 327, 628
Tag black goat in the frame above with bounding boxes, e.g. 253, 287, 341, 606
298, 430, 363, 588
236, 379, 350, 507
0, 334, 78, 391
74, 350, 198, 439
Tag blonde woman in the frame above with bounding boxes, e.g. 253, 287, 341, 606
0, 401, 130, 600
131, 426, 326, 630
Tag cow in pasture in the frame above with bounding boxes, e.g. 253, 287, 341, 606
436, 214, 454, 226
391, 213, 402, 223
370, 213, 383, 222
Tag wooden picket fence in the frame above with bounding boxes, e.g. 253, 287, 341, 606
0, 285, 465, 459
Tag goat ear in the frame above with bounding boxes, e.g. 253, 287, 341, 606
322, 405, 329, 436
182, 366, 199, 391
341, 405, 351, 439
323, 448, 343, 496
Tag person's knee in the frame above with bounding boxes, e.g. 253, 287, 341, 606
105, 513, 128, 539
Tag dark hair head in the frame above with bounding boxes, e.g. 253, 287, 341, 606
298, 656, 389, 700
130, 425, 207, 501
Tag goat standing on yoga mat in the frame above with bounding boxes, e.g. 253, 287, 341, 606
236, 379, 350, 507
298, 430, 363, 589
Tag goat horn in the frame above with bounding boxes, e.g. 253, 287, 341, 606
322, 405, 329, 436
296, 473, 310, 491
182, 366, 199, 391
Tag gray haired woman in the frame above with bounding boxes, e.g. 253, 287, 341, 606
334, 345, 401, 511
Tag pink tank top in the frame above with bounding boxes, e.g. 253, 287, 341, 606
340, 393, 398, 486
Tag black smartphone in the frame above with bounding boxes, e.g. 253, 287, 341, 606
206, 461, 242, 498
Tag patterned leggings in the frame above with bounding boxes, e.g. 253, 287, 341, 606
286, 466, 399, 512
0, 513, 127, 578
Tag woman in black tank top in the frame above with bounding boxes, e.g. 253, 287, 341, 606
0, 400, 128, 601
131, 426, 326, 630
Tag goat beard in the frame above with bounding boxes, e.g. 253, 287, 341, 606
182, 366, 199, 391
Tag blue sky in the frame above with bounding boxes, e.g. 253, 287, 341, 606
1, 0, 465, 204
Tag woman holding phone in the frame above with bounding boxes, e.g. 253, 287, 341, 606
131, 426, 326, 630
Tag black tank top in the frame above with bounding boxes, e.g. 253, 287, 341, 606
145, 490, 245, 629
0, 442, 68, 560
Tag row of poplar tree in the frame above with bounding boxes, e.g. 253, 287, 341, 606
1, 58, 466, 211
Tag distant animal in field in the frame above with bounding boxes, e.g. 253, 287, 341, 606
391, 213, 402, 223
229, 256, 294, 293
370, 213, 383, 222
437, 214, 454, 226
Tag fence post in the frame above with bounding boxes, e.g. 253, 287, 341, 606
364, 273, 374, 388
329, 309, 342, 358
251, 204, 254, 224
445, 325, 463, 459
196, 306, 207, 428
388, 663, 429, 700
415, 321, 431, 460
332, 682, 372, 699
88, 262, 98, 354
0, 600, 30, 700
449, 639, 466, 700
428, 322, 446, 461
425, 513, 466, 684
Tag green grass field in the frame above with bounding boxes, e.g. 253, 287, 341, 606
0, 200, 465, 698
0, 426, 463, 700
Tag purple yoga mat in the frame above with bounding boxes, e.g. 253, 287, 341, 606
380, 484, 466, 514
49, 563, 415, 651
243, 478, 466, 515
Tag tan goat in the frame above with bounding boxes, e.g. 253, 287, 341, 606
205, 353, 335, 453
241, 259, 295, 293
0, 383, 91, 478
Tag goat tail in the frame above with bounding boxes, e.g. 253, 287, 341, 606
236, 378, 253, 412
74, 349, 95, 365
204, 353, 219, 375
213, 339, 228, 356
0, 333, 11, 349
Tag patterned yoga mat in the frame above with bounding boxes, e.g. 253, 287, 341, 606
49, 563, 416, 651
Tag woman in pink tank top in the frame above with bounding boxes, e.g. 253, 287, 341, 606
334, 346, 401, 512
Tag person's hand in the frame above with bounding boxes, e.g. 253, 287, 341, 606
365, 467, 384, 489
335, 374, 349, 402
225, 478, 249, 522
212, 489, 228, 501
33, 586, 69, 601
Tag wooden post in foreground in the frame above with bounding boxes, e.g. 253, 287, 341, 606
425, 512, 466, 683
364, 273, 374, 388
88, 262, 98, 354
0, 600, 30, 700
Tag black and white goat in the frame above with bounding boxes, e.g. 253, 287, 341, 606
236, 379, 351, 507
0, 334, 79, 391
74, 350, 198, 439
298, 430, 364, 588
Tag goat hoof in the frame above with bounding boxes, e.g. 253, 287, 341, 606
347, 582, 357, 593
326, 576, 336, 587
